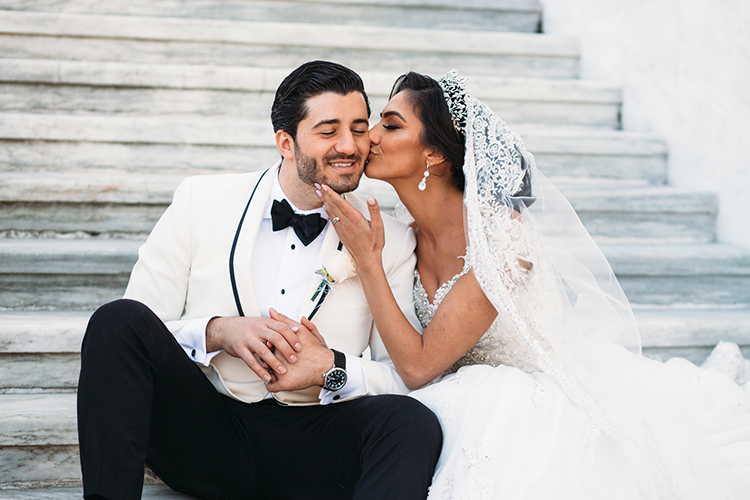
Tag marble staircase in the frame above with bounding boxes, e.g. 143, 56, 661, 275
1, 0, 749, 494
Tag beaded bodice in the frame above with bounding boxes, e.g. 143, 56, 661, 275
413, 264, 539, 379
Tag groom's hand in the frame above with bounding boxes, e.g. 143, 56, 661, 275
206, 316, 302, 383
265, 309, 335, 392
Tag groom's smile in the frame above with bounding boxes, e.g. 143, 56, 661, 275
286, 91, 370, 194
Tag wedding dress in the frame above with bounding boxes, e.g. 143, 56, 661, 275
411, 267, 750, 499
406, 71, 750, 499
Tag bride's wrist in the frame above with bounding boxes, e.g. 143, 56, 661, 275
356, 256, 384, 276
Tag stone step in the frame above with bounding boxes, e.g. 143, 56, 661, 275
0, 0, 541, 33
0, 311, 89, 391
601, 243, 750, 306
2, 310, 748, 486
0, 59, 622, 129
0, 113, 668, 183
2, 239, 749, 310
2, 307, 748, 391
0, 11, 579, 78
0, 393, 79, 486
0, 392, 172, 489
0, 485, 193, 499
0, 172, 716, 242
635, 307, 750, 364
0, 238, 138, 310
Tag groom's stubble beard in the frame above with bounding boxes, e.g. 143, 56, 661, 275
294, 142, 363, 194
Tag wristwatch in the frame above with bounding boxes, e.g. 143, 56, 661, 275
322, 349, 347, 391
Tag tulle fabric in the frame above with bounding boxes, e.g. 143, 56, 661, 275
407, 86, 750, 498
411, 351, 750, 499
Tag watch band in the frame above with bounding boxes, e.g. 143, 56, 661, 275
322, 349, 348, 391
332, 349, 346, 370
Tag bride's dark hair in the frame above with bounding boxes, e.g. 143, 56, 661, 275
390, 72, 466, 192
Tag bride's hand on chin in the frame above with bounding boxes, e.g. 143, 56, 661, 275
315, 183, 384, 272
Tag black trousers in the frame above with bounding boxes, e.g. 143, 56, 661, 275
77, 299, 442, 500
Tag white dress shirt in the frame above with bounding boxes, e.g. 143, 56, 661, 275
172, 172, 366, 404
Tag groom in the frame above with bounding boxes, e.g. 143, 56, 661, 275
77, 61, 442, 500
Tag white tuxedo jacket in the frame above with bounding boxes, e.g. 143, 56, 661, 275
124, 164, 419, 405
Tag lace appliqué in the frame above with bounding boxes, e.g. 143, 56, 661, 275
413, 259, 470, 329
530, 381, 552, 421
436, 394, 455, 425
460, 96, 686, 499
429, 443, 494, 500
413, 219, 539, 379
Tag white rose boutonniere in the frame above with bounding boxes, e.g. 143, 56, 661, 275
311, 249, 357, 301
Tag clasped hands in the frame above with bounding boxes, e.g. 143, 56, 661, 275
206, 309, 334, 392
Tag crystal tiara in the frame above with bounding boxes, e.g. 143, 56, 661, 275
437, 69, 469, 134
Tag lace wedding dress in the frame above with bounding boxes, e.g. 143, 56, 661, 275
411, 267, 750, 499
405, 71, 750, 499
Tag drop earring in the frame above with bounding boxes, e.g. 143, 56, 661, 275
418, 163, 430, 191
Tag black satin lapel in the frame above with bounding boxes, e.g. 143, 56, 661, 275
229, 168, 270, 317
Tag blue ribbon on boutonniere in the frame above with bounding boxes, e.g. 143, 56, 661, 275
308, 241, 344, 320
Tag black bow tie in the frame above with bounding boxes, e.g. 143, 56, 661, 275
271, 198, 327, 246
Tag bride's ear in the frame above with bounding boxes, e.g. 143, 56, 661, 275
425, 150, 447, 169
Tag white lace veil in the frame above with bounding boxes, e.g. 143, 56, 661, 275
445, 71, 685, 498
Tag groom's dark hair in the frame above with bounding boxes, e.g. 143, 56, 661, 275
272, 61, 371, 140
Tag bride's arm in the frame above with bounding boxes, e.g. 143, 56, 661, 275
318, 186, 497, 389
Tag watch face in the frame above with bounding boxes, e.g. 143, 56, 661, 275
325, 368, 347, 391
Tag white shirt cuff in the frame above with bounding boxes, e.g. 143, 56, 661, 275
319, 354, 367, 405
172, 316, 221, 366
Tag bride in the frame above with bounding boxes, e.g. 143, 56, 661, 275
316, 70, 750, 499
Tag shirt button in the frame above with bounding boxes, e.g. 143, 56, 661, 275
333, 395, 341, 401
191, 349, 196, 358
291, 244, 296, 250
281, 289, 286, 295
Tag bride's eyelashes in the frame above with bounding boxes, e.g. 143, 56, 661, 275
382, 124, 400, 130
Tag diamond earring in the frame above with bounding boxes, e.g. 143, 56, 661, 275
418, 163, 430, 191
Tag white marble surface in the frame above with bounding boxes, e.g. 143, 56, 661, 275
636, 308, 750, 349
0, 59, 623, 128
0, 311, 89, 353
0, 446, 81, 485
0, 11, 579, 78
0, 0, 541, 33
0, 59, 618, 100
0, 170, 719, 241
0, 11, 573, 57
0, 354, 80, 389
0, 137, 664, 183
0, 484, 195, 499
0, 394, 76, 446
541, 0, 750, 248
0, 112, 665, 153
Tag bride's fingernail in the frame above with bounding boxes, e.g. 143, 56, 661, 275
322, 185, 328, 192
316, 190, 322, 197
314, 183, 321, 189
291, 326, 299, 332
